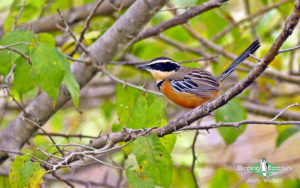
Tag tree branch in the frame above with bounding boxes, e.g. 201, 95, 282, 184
134, 0, 228, 42
101, 68, 163, 96
243, 101, 300, 121
211, 0, 292, 41
181, 120, 300, 131
16, 0, 135, 34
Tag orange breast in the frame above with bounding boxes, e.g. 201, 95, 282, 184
160, 80, 219, 108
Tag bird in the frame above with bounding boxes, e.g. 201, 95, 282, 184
137, 40, 260, 108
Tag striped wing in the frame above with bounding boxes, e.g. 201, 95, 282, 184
170, 70, 219, 98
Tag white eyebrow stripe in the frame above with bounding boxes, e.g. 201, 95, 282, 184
148, 60, 179, 65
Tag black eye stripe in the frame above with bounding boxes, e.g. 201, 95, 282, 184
149, 62, 179, 71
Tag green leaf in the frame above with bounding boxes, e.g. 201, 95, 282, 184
215, 98, 247, 145
19, 162, 40, 186
171, 167, 197, 188
12, 57, 37, 100
127, 95, 148, 129
159, 133, 177, 153
0, 49, 13, 77
0, 29, 34, 76
26, 168, 45, 188
101, 101, 115, 120
146, 94, 167, 128
9, 149, 45, 188
126, 169, 155, 188
37, 33, 56, 47
133, 134, 173, 187
210, 168, 247, 188
4, 0, 46, 31
31, 44, 65, 106
115, 84, 141, 132
276, 126, 300, 148
54, 48, 80, 107
115, 85, 167, 131
121, 142, 133, 156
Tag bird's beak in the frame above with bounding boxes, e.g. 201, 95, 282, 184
136, 64, 150, 69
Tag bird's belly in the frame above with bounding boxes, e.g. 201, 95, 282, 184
160, 80, 218, 108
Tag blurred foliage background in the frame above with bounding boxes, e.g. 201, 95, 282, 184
0, 0, 300, 187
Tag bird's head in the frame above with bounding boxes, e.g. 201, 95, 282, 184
137, 57, 180, 82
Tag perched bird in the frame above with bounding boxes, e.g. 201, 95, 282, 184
137, 40, 260, 108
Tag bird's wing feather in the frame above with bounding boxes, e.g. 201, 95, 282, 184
169, 70, 219, 98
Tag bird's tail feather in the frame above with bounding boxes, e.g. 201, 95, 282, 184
217, 39, 260, 81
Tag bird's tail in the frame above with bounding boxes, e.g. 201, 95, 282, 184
217, 39, 260, 81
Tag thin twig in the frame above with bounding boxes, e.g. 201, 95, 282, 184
5, 64, 16, 87
0, 171, 115, 188
249, 54, 262, 62
211, 0, 292, 41
56, 9, 88, 55
117, 154, 126, 188
84, 155, 123, 169
109, 56, 218, 65
278, 44, 300, 53
181, 120, 300, 131
33, 144, 63, 164
134, 0, 227, 42
34, 132, 98, 139
101, 68, 163, 96
191, 131, 199, 188
0, 46, 32, 64
65, 55, 90, 63
12, 97, 27, 114
54, 143, 96, 151
50, 139, 133, 171
31, 155, 56, 167
17, 116, 64, 156
69, 0, 105, 56
243, 101, 300, 121
0, 42, 32, 49
0, 149, 23, 155
39, 0, 53, 18
52, 171, 75, 188
243, 0, 258, 39
160, 4, 195, 12
271, 103, 298, 121
178, 57, 218, 64
12, 0, 26, 31
157, 34, 217, 62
